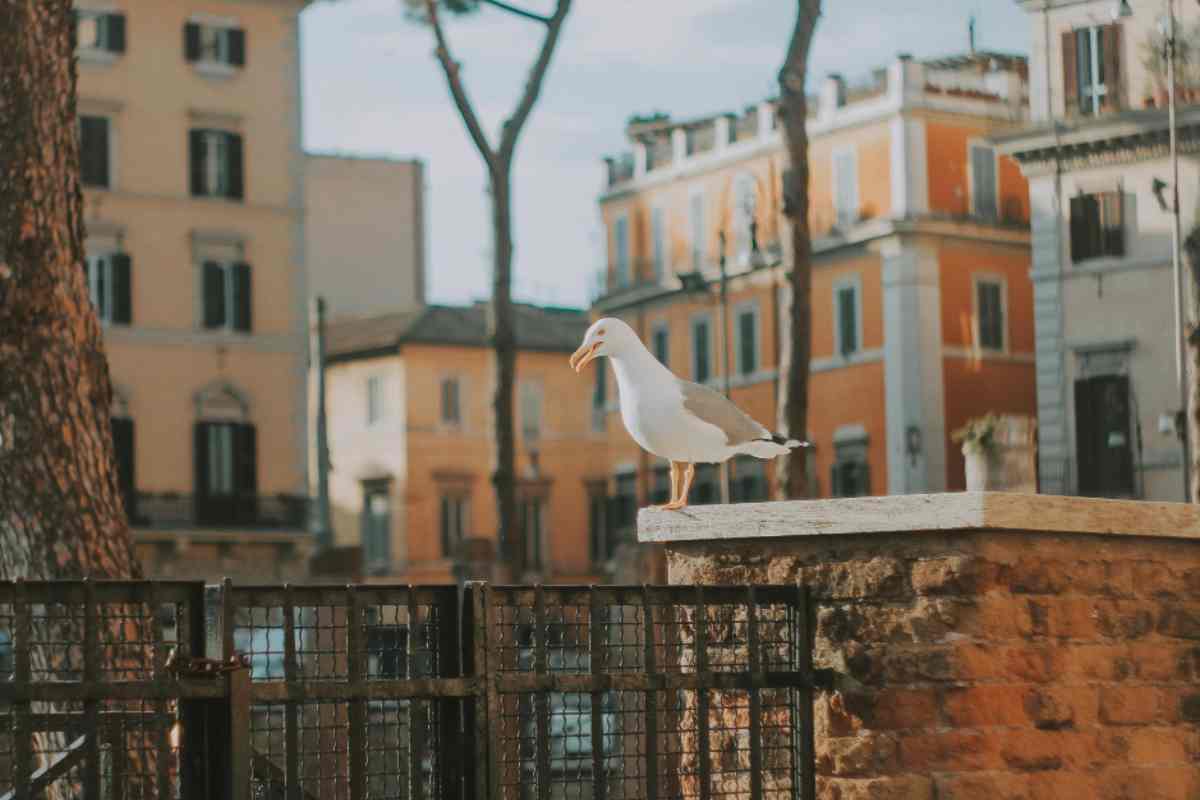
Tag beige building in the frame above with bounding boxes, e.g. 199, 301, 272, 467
998, 0, 1195, 500
305, 154, 426, 319
324, 303, 615, 584
75, 0, 313, 578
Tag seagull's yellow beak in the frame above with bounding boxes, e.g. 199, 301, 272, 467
569, 341, 600, 373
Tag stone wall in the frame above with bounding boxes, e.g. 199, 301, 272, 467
643, 493, 1200, 800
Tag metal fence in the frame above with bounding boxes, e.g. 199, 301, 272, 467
0, 580, 815, 800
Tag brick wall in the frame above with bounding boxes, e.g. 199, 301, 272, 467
665, 525, 1200, 799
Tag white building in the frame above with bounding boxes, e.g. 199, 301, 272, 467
997, 0, 1196, 499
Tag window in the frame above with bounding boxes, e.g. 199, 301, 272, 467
611, 473, 637, 532
362, 482, 391, 573
85, 252, 132, 325
975, 278, 1006, 351
651, 207, 666, 282
588, 487, 611, 564
184, 21, 246, 68
79, 116, 111, 188
193, 421, 257, 525
690, 193, 706, 270
1070, 191, 1124, 262
652, 322, 670, 367
833, 149, 858, 228
831, 441, 869, 497
520, 497, 544, 570
441, 376, 461, 425
970, 144, 998, 220
1064, 25, 1121, 116
733, 172, 758, 266
0, 629, 11, 675
366, 375, 385, 426
440, 494, 467, 557
650, 465, 672, 505
366, 625, 408, 679
735, 304, 758, 376
692, 316, 712, 383
111, 416, 136, 522
729, 456, 768, 503
591, 362, 606, 433
76, 10, 125, 54
201, 261, 252, 332
520, 381, 542, 441
834, 279, 860, 357
692, 464, 720, 505
613, 215, 630, 287
189, 129, 243, 200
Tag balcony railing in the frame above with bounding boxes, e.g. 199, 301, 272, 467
128, 491, 309, 530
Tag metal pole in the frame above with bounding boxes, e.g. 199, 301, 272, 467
1168, 0, 1193, 500
309, 296, 333, 551
718, 231, 732, 504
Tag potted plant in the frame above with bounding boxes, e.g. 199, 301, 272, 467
952, 413, 1001, 491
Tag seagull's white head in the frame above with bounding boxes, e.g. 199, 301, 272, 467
569, 317, 640, 373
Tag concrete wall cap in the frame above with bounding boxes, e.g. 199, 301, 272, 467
638, 491, 1200, 543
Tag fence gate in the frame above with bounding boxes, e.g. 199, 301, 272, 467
0, 581, 815, 800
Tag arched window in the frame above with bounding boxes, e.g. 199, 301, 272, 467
193, 380, 256, 525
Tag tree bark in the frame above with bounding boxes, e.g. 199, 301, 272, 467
421, 0, 571, 576
0, 0, 139, 581
774, 0, 822, 500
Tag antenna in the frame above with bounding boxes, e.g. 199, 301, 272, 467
968, 14, 977, 53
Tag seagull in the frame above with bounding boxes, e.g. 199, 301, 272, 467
570, 317, 810, 510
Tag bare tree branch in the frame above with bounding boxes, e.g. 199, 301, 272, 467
479, 0, 552, 24
498, 0, 571, 163
424, 0, 496, 167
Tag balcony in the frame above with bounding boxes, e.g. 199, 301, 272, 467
129, 491, 309, 531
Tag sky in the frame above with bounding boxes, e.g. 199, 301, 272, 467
301, 0, 1032, 310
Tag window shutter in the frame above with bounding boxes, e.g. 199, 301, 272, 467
111, 252, 132, 325
838, 288, 857, 355
235, 423, 257, 494
1069, 195, 1088, 262
227, 133, 244, 200
202, 261, 225, 328
111, 417, 135, 521
107, 13, 126, 53
1103, 191, 1125, 256
229, 27, 246, 67
194, 422, 211, 498
189, 129, 206, 196
232, 262, 252, 332
184, 22, 201, 62
1102, 24, 1122, 111
739, 312, 756, 374
1062, 30, 1079, 115
80, 117, 109, 188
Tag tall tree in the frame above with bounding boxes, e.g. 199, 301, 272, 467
411, 0, 571, 574
0, 0, 138, 581
775, 0, 822, 500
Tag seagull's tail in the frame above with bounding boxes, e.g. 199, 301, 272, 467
740, 435, 813, 460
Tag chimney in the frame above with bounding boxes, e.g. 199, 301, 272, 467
820, 73, 847, 118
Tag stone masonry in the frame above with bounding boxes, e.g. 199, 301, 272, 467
642, 493, 1200, 800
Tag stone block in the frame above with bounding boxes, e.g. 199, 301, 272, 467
911, 555, 985, 595
817, 733, 899, 777
943, 685, 1033, 728
802, 557, 910, 600
820, 775, 933, 800
1100, 687, 1166, 726
1157, 606, 1200, 640
897, 730, 998, 772
933, 772, 1031, 800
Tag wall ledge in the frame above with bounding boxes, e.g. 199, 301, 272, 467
637, 491, 1200, 543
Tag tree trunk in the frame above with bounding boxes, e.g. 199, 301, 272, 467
1185, 228, 1200, 502
490, 165, 520, 575
0, 0, 139, 581
774, 0, 822, 500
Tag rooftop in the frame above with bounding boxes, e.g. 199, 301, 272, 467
326, 302, 589, 362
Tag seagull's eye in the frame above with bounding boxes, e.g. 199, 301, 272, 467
596, 328, 606, 336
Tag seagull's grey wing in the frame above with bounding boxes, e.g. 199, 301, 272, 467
678, 379, 770, 446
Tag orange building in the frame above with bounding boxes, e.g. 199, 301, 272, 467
593, 52, 1037, 511
324, 303, 614, 583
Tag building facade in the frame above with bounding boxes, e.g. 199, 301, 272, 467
324, 304, 617, 584
75, 0, 312, 579
305, 154, 426, 320
998, 0, 1193, 500
594, 52, 1037, 513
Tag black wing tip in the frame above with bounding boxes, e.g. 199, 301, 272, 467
763, 435, 813, 448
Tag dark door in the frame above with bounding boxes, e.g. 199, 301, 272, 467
1075, 375, 1135, 497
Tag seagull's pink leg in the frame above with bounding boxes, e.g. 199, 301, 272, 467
661, 463, 694, 511
654, 462, 682, 510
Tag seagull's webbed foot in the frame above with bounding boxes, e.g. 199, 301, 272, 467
654, 499, 689, 511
